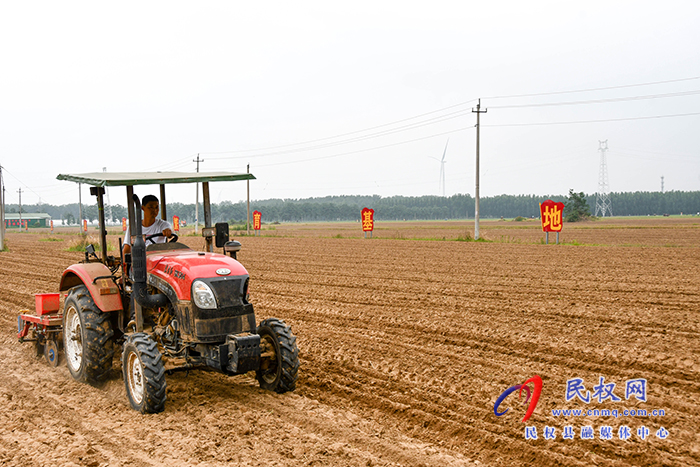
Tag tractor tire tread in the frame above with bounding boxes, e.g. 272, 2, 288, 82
122, 333, 167, 414
257, 318, 300, 393
64, 286, 115, 383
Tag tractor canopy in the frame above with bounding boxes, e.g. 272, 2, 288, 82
57, 171, 255, 187
57, 171, 255, 261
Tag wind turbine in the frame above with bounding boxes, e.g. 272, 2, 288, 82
430, 139, 449, 196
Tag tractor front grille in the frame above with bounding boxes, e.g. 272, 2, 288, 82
209, 277, 245, 308
191, 275, 254, 342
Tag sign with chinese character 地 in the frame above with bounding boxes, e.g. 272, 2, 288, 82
361, 207, 374, 232
172, 215, 180, 232
539, 199, 565, 232
253, 211, 262, 231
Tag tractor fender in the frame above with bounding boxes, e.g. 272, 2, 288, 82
59, 263, 123, 313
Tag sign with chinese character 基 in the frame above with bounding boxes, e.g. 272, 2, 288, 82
361, 207, 374, 232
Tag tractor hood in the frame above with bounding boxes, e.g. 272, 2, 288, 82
146, 249, 249, 302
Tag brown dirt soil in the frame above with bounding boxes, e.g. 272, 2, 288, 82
0, 218, 698, 466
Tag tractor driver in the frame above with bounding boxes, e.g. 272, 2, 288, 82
122, 195, 173, 255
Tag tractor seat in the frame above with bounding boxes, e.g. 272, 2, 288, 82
146, 242, 192, 252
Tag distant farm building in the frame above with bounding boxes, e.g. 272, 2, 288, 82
4, 213, 52, 228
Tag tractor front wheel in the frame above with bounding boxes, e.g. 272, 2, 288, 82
122, 333, 166, 413
63, 286, 115, 383
256, 318, 299, 393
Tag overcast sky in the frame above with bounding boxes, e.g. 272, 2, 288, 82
1, 1, 699, 207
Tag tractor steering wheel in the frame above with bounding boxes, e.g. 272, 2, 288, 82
145, 233, 179, 245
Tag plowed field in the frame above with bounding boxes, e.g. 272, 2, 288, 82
1, 217, 698, 466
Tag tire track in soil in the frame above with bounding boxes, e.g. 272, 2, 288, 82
245, 237, 700, 466
1, 230, 699, 466
0, 232, 480, 467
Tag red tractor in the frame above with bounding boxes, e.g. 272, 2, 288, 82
20, 171, 299, 413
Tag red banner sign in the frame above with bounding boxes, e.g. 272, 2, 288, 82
122, 217, 127, 232
539, 200, 565, 232
83, 219, 88, 232
361, 207, 374, 232
50, 220, 54, 232
253, 211, 262, 230
173, 215, 180, 232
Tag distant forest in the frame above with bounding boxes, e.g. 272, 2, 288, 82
4, 191, 699, 225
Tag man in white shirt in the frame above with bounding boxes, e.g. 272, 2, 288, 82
122, 195, 173, 255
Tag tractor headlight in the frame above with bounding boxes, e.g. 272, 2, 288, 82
192, 280, 217, 309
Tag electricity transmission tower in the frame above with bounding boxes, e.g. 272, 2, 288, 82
595, 140, 613, 217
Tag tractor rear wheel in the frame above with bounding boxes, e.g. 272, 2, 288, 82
122, 333, 166, 414
256, 318, 299, 393
63, 286, 115, 383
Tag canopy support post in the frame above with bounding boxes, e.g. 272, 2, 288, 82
203, 182, 213, 252
160, 184, 167, 220
126, 186, 135, 239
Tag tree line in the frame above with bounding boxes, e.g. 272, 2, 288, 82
5, 190, 699, 225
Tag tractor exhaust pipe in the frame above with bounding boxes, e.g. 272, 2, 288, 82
131, 195, 168, 310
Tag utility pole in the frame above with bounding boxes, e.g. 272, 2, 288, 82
103, 167, 113, 225
0, 165, 5, 250
661, 175, 665, 193
246, 164, 251, 235
17, 188, 23, 231
193, 154, 203, 234
472, 99, 487, 240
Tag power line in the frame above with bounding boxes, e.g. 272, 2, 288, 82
1, 166, 44, 202
144, 154, 199, 172
205, 108, 476, 161
612, 147, 698, 161
205, 110, 700, 170
250, 111, 699, 168
252, 125, 474, 168
196, 75, 700, 162
200, 99, 480, 157
484, 111, 700, 127
484, 75, 700, 100
489, 89, 700, 109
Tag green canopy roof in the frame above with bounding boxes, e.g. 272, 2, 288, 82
57, 171, 255, 187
